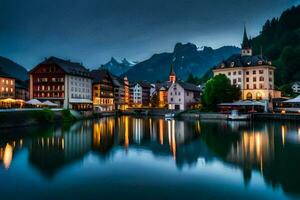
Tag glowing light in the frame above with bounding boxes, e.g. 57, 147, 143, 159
3, 144, 13, 169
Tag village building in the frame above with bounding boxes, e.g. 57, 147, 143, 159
131, 81, 151, 107
291, 82, 300, 94
0, 71, 15, 99
213, 27, 281, 101
166, 63, 201, 110
167, 81, 202, 110
90, 69, 115, 111
111, 75, 130, 110
29, 57, 93, 110
15, 80, 29, 101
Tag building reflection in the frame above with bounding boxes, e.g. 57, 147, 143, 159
226, 124, 275, 183
28, 121, 93, 177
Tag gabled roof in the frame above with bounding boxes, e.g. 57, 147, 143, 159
0, 69, 15, 79
135, 81, 151, 88
90, 69, 113, 84
176, 81, 202, 92
31, 56, 91, 77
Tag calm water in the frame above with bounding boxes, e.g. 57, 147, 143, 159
0, 117, 300, 200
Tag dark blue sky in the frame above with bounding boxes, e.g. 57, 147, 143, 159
0, 0, 299, 70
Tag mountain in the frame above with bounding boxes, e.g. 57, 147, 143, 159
122, 43, 240, 82
250, 5, 300, 86
101, 57, 134, 76
0, 56, 28, 81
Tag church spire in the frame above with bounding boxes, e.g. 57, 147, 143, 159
241, 25, 252, 56
169, 64, 176, 83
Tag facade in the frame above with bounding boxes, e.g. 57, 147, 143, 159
0, 72, 15, 99
291, 82, 300, 93
168, 81, 201, 110
132, 82, 151, 107
91, 69, 114, 111
15, 80, 29, 100
111, 75, 129, 110
213, 27, 281, 101
29, 57, 93, 110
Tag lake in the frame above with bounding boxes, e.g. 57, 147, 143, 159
0, 116, 300, 199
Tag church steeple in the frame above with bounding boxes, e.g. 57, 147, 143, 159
241, 25, 252, 56
169, 64, 176, 83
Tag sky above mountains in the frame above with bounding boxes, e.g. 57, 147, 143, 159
0, 0, 299, 70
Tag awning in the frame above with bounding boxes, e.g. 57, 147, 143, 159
43, 100, 59, 107
283, 95, 300, 103
26, 99, 43, 105
69, 99, 93, 104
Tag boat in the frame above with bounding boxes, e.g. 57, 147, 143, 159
228, 110, 249, 121
165, 113, 175, 120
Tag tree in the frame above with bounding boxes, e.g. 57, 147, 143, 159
279, 83, 296, 98
186, 73, 200, 85
202, 74, 241, 111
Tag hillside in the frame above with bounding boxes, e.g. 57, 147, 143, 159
0, 56, 28, 81
250, 5, 300, 86
123, 43, 240, 82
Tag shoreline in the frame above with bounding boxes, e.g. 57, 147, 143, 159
1, 109, 300, 129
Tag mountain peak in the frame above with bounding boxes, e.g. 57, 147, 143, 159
173, 42, 198, 55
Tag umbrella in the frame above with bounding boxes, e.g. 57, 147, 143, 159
43, 100, 58, 107
26, 99, 43, 105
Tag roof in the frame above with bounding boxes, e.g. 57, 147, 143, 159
155, 82, 172, 90
136, 81, 151, 88
176, 81, 202, 92
0, 69, 15, 79
214, 54, 272, 69
110, 74, 124, 87
33, 56, 91, 77
90, 69, 113, 84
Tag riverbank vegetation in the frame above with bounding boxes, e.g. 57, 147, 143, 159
202, 74, 241, 111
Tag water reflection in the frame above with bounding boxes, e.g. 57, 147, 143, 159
0, 117, 300, 197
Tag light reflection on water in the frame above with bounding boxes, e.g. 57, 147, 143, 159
0, 117, 300, 199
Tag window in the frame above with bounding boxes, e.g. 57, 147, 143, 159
246, 84, 249, 89
259, 84, 263, 89
246, 93, 252, 100
170, 98, 173, 102
269, 71, 273, 75
269, 78, 272, 82
228, 72, 231, 76
238, 78, 241, 82
246, 78, 249, 82
233, 71, 236, 75
253, 84, 256, 89
179, 98, 181, 102
187, 92, 189, 96
259, 77, 264, 81
253, 70, 256, 74
238, 71, 242, 75
233, 79, 237, 84
270, 84, 273, 89
259, 70, 264, 74
246, 71, 249, 75
253, 77, 256, 82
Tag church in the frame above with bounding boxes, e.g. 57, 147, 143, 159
213, 26, 281, 101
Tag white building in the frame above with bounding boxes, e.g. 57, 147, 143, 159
168, 81, 201, 110
132, 82, 151, 107
213, 26, 281, 101
291, 82, 300, 93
